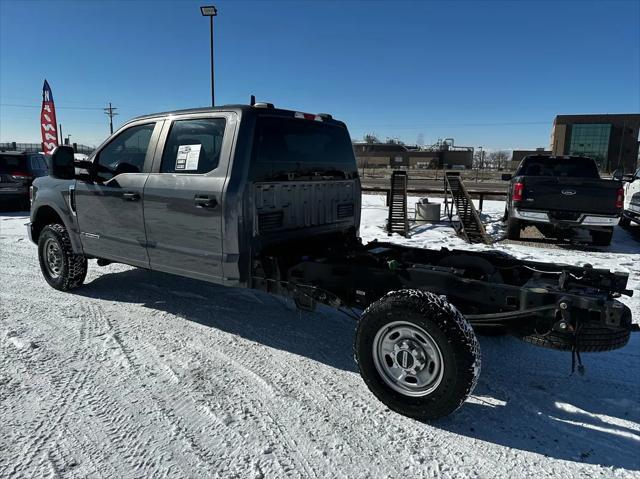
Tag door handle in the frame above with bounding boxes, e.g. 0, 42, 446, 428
122, 192, 140, 201
194, 195, 218, 208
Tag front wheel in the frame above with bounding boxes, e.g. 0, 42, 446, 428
355, 290, 481, 420
38, 223, 88, 291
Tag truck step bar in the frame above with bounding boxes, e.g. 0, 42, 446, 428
444, 172, 491, 244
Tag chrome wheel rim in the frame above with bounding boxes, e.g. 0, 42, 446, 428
44, 238, 63, 279
372, 321, 444, 397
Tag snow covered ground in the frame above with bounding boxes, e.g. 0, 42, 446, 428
0, 196, 638, 478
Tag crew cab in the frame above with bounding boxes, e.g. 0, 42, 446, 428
27, 104, 633, 420
502, 155, 624, 245
620, 168, 640, 228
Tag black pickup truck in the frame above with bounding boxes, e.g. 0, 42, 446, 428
28, 105, 633, 420
503, 155, 624, 245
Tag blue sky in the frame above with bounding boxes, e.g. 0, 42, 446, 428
1, 0, 639, 149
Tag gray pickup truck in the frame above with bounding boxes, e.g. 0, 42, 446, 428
29, 103, 633, 420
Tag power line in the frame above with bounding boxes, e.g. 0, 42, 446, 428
352, 121, 550, 130
0, 103, 107, 111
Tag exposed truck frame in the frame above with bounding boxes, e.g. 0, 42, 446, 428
29, 104, 633, 420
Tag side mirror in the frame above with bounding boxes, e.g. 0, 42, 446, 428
612, 169, 623, 181
48, 146, 75, 179
501, 173, 512, 181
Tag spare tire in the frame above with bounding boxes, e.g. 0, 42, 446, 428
520, 308, 631, 353
355, 290, 480, 420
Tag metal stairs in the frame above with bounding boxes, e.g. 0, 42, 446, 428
387, 170, 409, 236
444, 172, 491, 244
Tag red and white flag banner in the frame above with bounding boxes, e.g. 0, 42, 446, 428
40, 79, 58, 154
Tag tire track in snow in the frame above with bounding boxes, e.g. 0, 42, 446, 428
188, 325, 404, 478
0, 300, 113, 478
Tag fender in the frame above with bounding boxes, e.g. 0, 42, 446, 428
29, 179, 84, 255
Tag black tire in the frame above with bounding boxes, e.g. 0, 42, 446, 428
521, 311, 631, 353
506, 215, 521, 240
38, 223, 87, 291
619, 215, 631, 228
355, 290, 480, 421
590, 227, 613, 246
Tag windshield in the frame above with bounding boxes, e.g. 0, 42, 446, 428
251, 116, 356, 180
517, 157, 600, 178
0, 154, 27, 174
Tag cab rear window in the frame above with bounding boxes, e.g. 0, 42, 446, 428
251, 116, 356, 180
517, 157, 600, 178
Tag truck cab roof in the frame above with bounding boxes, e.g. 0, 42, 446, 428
129, 104, 342, 127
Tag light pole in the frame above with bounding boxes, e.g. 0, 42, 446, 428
200, 5, 218, 107
477, 146, 484, 181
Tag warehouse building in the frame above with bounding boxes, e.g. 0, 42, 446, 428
550, 114, 640, 173
353, 142, 473, 169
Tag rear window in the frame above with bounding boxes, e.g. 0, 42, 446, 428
251, 116, 356, 180
161, 118, 226, 174
517, 157, 600, 178
0, 154, 27, 174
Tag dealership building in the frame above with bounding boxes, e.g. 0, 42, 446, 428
550, 114, 640, 173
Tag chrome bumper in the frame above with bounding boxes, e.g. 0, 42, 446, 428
513, 209, 620, 226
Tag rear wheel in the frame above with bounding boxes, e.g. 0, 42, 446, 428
506, 215, 521, 240
590, 227, 613, 246
38, 223, 87, 291
520, 310, 631, 353
355, 290, 480, 420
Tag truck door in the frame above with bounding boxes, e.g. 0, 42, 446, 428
74, 121, 161, 267
143, 114, 234, 283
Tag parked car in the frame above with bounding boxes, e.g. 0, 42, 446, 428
502, 155, 624, 245
27, 104, 633, 420
620, 168, 640, 227
0, 150, 48, 210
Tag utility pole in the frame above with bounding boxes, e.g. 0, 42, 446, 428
59, 124, 63, 146
103, 102, 119, 135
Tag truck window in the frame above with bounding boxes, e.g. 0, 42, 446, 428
160, 118, 226, 174
96, 123, 156, 180
250, 116, 356, 180
517, 157, 600, 178
30, 154, 46, 170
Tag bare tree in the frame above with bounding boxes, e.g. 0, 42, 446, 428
473, 150, 485, 169
487, 150, 511, 170
363, 133, 380, 144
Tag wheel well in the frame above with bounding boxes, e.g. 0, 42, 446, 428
32, 206, 64, 242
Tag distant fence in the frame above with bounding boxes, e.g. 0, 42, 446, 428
361, 186, 507, 211
0, 142, 95, 155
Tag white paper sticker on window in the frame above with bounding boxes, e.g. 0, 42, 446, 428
175, 144, 201, 171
